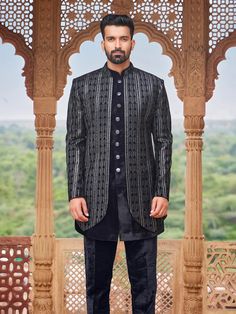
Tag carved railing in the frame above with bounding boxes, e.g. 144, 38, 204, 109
54, 239, 236, 314
0, 237, 236, 313
205, 242, 236, 313
0, 237, 32, 313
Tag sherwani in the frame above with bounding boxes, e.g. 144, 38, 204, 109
72, 64, 158, 241
66, 62, 172, 313
66, 62, 172, 235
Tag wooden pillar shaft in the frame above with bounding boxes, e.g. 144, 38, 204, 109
32, 0, 60, 312
182, 0, 208, 312
34, 104, 56, 234
32, 99, 56, 313
183, 112, 205, 314
184, 113, 204, 237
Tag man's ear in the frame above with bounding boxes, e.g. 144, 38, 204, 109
101, 40, 105, 51
131, 39, 136, 50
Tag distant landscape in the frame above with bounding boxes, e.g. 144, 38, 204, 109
0, 119, 235, 240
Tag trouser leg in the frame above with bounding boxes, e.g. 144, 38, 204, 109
124, 236, 157, 314
84, 236, 118, 314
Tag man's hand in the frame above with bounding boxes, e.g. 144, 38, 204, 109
150, 196, 168, 218
69, 198, 89, 222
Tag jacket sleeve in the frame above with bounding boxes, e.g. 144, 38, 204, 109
66, 78, 86, 201
152, 79, 172, 201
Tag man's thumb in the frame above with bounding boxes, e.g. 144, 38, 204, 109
82, 199, 89, 216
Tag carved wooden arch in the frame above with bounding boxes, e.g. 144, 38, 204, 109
0, 25, 34, 99
206, 30, 236, 102
134, 22, 184, 100
56, 21, 184, 100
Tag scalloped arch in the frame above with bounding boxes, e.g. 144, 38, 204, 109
57, 21, 184, 100
0, 25, 34, 99
206, 30, 236, 102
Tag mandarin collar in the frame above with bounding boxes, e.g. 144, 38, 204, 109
102, 62, 134, 77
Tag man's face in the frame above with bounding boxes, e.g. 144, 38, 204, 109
101, 25, 135, 64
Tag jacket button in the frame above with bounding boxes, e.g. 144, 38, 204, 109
115, 129, 120, 134
115, 117, 120, 122
116, 168, 121, 172
117, 92, 122, 96
117, 79, 122, 84
116, 154, 120, 159
115, 142, 120, 147
117, 103, 122, 108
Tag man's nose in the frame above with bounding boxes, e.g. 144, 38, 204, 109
115, 39, 121, 49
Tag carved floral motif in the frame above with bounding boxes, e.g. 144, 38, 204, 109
187, 46, 205, 97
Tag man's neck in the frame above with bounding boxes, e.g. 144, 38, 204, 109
106, 59, 131, 74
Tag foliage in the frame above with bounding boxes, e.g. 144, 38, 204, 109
0, 120, 235, 240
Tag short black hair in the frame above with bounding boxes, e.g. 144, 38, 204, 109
100, 14, 134, 39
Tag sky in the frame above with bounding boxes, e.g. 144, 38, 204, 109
0, 33, 235, 122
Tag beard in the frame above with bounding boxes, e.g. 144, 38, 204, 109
105, 47, 132, 65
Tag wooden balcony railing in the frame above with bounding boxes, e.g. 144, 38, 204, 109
0, 237, 235, 313
0, 237, 32, 314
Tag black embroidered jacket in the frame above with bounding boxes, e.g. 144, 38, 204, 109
66, 63, 172, 233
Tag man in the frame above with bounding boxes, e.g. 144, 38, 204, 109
66, 14, 172, 314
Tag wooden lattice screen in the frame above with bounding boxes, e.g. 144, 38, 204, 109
60, 0, 184, 49
54, 239, 182, 314
0, 237, 32, 314
1, 238, 236, 313
205, 242, 236, 312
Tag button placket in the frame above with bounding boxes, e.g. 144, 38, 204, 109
111, 73, 124, 176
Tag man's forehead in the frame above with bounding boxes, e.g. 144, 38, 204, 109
104, 25, 131, 37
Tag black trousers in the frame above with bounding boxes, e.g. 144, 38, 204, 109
84, 236, 157, 314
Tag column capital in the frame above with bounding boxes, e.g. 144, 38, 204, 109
184, 115, 205, 138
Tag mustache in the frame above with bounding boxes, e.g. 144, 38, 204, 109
111, 49, 125, 54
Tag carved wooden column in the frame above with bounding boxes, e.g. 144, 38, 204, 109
183, 111, 205, 314
32, 0, 60, 312
182, 0, 208, 313
32, 99, 56, 313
